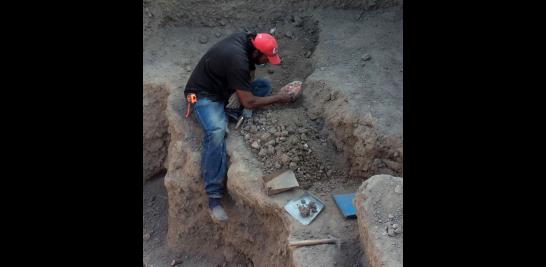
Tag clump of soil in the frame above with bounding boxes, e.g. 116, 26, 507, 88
297, 200, 318, 217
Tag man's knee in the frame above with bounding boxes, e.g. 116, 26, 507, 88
206, 127, 226, 145
252, 77, 272, 97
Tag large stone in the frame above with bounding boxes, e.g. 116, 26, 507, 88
354, 174, 403, 267
143, 83, 171, 181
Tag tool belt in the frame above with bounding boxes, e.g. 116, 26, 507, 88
184, 92, 198, 118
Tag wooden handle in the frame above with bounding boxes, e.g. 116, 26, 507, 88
288, 238, 336, 247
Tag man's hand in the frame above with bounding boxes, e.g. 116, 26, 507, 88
235, 89, 294, 109
226, 93, 241, 109
276, 92, 294, 103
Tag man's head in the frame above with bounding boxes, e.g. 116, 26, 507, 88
250, 33, 281, 65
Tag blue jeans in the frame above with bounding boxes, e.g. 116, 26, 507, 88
193, 78, 271, 198
225, 78, 272, 121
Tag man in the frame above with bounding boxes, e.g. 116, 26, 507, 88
184, 32, 294, 222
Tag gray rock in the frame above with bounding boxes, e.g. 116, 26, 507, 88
250, 125, 258, 133
143, 233, 151, 241
284, 31, 294, 39
219, 19, 227, 26
305, 51, 312, 58
260, 132, 271, 142
204, 20, 215, 27
320, 67, 325, 71
259, 148, 267, 157
251, 141, 260, 149
373, 159, 386, 169
293, 16, 304, 27
280, 154, 291, 165
288, 136, 299, 146
394, 184, 403, 194
361, 53, 371, 61
215, 32, 222, 38
290, 162, 298, 169
387, 227, 396, 237
388, 214, 394, 219
199, 35, 209, 44
394, 227, 403, 234
384, 159, 401, 171
392, 223, 399, 229
267, 146, 275, 155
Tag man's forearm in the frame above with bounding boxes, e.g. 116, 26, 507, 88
245, 94, 282, 109
236, 88, 290, 109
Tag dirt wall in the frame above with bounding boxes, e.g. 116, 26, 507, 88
143, 83, 170, 181
303, 80, 403, 179
354, 174, 403, 267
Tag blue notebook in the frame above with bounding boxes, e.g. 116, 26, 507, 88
333, 193, 357, 218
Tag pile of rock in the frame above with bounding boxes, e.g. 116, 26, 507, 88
238, 111, 339, 189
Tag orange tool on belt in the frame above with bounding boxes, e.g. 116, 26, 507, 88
185, 93, 197, 118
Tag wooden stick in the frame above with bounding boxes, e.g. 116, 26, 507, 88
235, 116, 244, 129
288, 238, 337, 248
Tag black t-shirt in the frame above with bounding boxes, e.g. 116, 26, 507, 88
184, 32, 256, 103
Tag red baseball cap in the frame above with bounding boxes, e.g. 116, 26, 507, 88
251, 33, 281, 65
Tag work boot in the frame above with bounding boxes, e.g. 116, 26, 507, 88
208, 198, 228, 223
